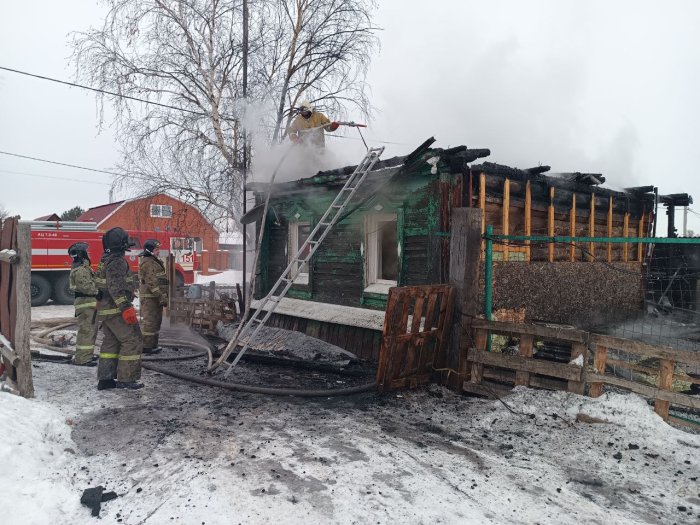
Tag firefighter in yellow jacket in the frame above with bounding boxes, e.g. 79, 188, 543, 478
95, 227, 144, 390
68, 242, 100, 366
138, 239, 169, 354
287, 101, 339, 149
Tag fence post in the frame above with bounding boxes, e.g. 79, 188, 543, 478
514, 334, 533, 386
654, 359, 674, 420
567, 342, 587, 394
484, 224, 493, 352
589, 345, 608, 397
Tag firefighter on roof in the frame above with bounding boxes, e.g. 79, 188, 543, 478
287, 101, 339, 149
95, 227, 144, 390
68, 242, 100, 366
138, 239, 169, 354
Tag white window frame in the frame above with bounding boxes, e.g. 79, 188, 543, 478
364, 213, 398, 294
289, 221, 311, 286
150, 204, 173, 218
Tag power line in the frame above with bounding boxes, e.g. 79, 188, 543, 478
0, 168, 111, 186
0, 150, 118, 176
0, 65, 236, 120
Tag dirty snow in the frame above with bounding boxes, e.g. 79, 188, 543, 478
5, 305, 699, 524
570, 354, 585, 366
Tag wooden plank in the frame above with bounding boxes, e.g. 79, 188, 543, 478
589, 333, 700, 364
467, 348, 584, 381
479, 173, 486, 256
589, 193, 595, 261
605, 357, 700, 386
589, 345, 608, 397
503, 178, 510, 261
529, 374, 568, 391
667, 416, 700, 430
570, 193, 576, 261
637, 213, 645, 262
0, 334, 19, 366
525, 181, 532, 261
470, 328, 487, 383
470, 319, 589, 343
607, 196, 613, 262
585, 373, 700, 410
548, 187, 555, 262
14, 223, 33, 398
622, 213, 630, 262
568, 342, 587, 394
654, 359, 674, 420
514, 334, 533, 386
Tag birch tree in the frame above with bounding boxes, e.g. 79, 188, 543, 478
72, 0, 378, 223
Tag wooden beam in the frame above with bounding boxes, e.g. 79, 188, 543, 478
525, 181, 531, 261
502, 179, 510, 261
462, 379, 513, 398
514, 334, 534, 386
570, 193, 576, 261
548, 186, 555, 262
607, 196, 613, 262
14, 223, 33, 398
637, 213, 645, 262
479, 173, 486, 256
470, 318, 589, 343
654, 359, 674, 420
589, 193, 595, 261
606, 357, 700, 386
590, 333, 700, 364
470, 328, 488, 384
622, 212, 630, 262
589, 345, 608, 397
467, 348, 584, 381
568, 342, 587, 394
585, 373, 700, 411
0, 333, 19, 367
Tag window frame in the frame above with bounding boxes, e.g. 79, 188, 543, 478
288, 221, 312, 286
364, 212, 399, 294
150, 204, 173, 218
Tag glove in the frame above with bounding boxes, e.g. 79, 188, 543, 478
95, 290, 103, 301
122, 306, 138, 325
329, 121, 339, 131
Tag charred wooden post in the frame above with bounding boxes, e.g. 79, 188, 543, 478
548, 187, 555, 262
654, 359, 674, 420
570, 193, 576, 261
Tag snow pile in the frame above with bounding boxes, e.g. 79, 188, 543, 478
0, 393, 89, 524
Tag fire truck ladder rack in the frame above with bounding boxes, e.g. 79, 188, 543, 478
22, 220, 98, 231
223, 146, 385, 377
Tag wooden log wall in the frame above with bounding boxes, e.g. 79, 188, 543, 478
473, 171, 649, 263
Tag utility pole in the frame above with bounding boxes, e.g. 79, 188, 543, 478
241, 0, 249, 309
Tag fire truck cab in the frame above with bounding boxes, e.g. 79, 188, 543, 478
30, 221, 197, 307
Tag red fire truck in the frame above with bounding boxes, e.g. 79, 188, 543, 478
30, 221, 197, 307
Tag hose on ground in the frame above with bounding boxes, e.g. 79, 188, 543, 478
142, 361, 377, 397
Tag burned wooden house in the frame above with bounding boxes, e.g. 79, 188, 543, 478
249, 138, 682, 359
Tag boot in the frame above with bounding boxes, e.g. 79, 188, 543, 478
97, 379, 117, 390
72, 357, 97, 367
142, 347, 162, 355
115, 381, 145, 390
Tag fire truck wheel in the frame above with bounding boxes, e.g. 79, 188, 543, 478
31, 274, 52, 307
52, 273, 75, 305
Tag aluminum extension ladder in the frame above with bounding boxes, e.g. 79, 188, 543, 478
224, 146, 385, 376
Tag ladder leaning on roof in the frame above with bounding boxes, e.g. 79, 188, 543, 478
222, 146, 385, 376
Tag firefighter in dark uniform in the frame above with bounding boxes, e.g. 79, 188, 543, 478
138, 239, 169, 354
68, 242, 100, 366
95, 227, 144, 390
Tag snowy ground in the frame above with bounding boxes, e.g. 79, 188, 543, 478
1, 305, 699, 524
195, 270, 247, 286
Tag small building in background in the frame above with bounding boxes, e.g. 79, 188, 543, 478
34, 213, 61, 221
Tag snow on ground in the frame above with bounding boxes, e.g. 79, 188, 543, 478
4, 305, 698, 524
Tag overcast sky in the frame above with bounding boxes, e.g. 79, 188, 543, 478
1, 0, 699, 233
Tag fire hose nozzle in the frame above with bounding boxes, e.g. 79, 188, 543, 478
336, 121, 367, 128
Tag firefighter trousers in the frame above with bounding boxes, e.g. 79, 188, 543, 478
140, 297, 163, 349
74, 307, 98, 365
97, 316, 143, 382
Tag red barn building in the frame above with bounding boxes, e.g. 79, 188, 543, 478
77, 193, 219, 253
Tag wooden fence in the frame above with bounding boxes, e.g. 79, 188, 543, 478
463, 319, 700, 427
0, 218, 33, 397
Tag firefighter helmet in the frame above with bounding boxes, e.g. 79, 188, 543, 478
68, 242, 89, 259
102, 227, 132, 253
141, 238, 160, 256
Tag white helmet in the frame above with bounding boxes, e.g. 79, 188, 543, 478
299, 100, 313, 112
